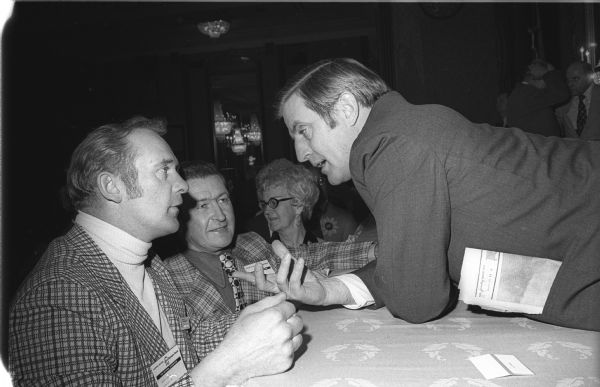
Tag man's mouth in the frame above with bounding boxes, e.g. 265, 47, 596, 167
209, 224, 229, 232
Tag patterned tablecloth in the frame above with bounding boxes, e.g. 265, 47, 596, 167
247, 301, 599, 387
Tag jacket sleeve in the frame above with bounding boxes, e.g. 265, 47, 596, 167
9, 280, 126, 386
190, 312, 239, 361
352, 132, 454, 323
289, 240, 373, 275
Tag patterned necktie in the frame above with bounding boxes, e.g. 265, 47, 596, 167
219, 253, 246, 312
576, 94, 587, 136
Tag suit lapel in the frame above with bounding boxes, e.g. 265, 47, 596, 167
185, 255, 232, 316
148, 254, 199, 368
66, 225, 169, 365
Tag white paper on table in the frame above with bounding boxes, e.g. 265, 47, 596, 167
458, 247, 561, 314
469, 354, 534, 379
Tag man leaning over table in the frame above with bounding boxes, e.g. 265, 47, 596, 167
8, 116, 303, 386
164, 160, 376, 321
235, 58, 600, 332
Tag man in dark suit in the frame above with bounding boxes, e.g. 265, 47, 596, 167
506, 59, 569, 136
239, 58, 600, 332
8, 117, 303, 386
164, 160, 375, 320
557, 61, 600, 140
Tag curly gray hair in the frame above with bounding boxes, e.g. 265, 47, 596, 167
255, 159, 320, 221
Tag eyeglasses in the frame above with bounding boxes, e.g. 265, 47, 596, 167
258, 197, 294, 210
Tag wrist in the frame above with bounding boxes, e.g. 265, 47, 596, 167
367, 242, 378, 262
322, 277, 354, 306
190, 345, 247, 387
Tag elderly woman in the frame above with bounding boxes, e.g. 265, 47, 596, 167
255, 158, 321, 247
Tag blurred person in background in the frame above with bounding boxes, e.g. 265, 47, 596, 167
557, 61, 600, 140
506, 59, 569, 137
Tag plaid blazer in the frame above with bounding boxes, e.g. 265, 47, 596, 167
165, 231, 374, 318
9, 224, 236, 386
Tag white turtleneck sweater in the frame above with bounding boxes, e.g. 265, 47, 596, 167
76, 211, 175, 348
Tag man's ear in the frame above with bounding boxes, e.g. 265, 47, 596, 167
97, 172, 123, 203
335, 92, 360, 126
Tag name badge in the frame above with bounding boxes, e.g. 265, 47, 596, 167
180, 316, 191, 331
244, 259, 275, 274
151, 345, 188, 387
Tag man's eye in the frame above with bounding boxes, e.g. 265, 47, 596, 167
300, 127, 312, 140
219, 197, 231, 204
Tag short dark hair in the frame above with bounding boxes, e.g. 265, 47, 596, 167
66, 116, 167, 210
176, 160, 228, 244
275, 58, 390, 127
180, 160, 226, 186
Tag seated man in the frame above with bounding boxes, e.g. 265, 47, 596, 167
164, 160, 376, 319
9, 117, 303, 386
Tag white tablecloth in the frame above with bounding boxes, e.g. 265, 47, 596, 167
247, 302, 599, 387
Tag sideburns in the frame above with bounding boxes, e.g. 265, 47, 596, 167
122, 168, 143, 199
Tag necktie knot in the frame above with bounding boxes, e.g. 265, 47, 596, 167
219, 253, 236, 274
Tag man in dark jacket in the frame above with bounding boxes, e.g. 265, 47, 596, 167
239, 58, 600, 332
506, 59, 569, 136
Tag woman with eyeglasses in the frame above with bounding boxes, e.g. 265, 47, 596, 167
254, 158, 322, 247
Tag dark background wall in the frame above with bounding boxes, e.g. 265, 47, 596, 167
1, 1, 598, 363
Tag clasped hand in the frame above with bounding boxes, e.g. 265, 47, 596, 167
233, 240, 328, 305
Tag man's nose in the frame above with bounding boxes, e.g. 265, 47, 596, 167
295, 138, 311, 163
211, 202, 226, 220
174, 172, 188, 194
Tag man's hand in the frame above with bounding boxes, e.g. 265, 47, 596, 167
234, 240, 329, 305
233, 260, 282, 294
189, 293, 303, 386
272, 240, 329, 305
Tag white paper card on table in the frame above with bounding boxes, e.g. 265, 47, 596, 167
458, 247, 561, 314
469, 354, 534, 380
494, 354, 534, 376
243, 259, 275, 274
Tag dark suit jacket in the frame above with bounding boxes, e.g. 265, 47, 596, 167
9, 224, 236, 386
557, 84, 600, 140
351, 91, 600, 331
506, 70, 569, 136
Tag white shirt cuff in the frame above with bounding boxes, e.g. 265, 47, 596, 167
335, 273, 375, 309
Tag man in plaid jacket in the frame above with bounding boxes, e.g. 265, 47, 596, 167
9, 117, 303, 386
164, 161, 376, 319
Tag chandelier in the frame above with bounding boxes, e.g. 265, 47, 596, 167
213, 101, 262, 155
198, 20, 230, 38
